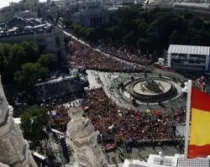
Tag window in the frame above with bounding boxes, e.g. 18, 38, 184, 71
190, 54, 206, 60
37, 38, 45, 44
190, 54, 200, 58
189, 60, 205, 64
178, 54, 187, 59
171, 53, 178, 56
90, 18, 94, 27
55, 37, 60, 47
172, 59, 182, 63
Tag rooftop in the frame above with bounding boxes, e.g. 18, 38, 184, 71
122, 154, 210, 167
0, 17, 55, 38
36, 76, 77, 86
173, 2, 210, 9
168, 44, 210, 55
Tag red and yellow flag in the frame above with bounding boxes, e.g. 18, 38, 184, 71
188, 88, 210, 158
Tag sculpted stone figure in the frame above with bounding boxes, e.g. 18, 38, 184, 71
0, 162, 10, 167
67, 106, 108, 167
0, 76, 37, 167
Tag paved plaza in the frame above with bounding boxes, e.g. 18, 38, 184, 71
86, 70, 186, 112
106, 145, 183, 165
83, 70, 186, 165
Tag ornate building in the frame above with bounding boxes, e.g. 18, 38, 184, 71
0, 77, 37, 167
66, 0, 111, 28
67, 106, 108, 167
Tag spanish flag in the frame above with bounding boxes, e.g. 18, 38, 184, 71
188, 88, 210, 158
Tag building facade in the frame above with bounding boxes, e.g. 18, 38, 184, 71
66, 106, 108, 167
144, 0, 174, 9
0, 18, 65, 59
0, 77, 37, 167
167, 44, 210, 72
0, 0, 39, 23
173, 2, 210, 16
66, 0, 112, 28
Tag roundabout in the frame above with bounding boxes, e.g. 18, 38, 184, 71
122, 76, 182, 104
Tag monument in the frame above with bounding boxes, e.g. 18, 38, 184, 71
66, 106, 109, 167
144, 80, 163, 94
122, 76, 181, 103
0, 77, 37, 167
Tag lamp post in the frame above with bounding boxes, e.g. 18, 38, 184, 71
99, 115, 104, 147
100, 133, 104, 147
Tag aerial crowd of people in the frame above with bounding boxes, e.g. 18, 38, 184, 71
52, 88, 185, 145
96, 39, 152, 65
51, 36, 188, 145
83, 89, 185, 143
68, 39, 149, 73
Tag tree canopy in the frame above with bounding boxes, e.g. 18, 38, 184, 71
20, 105, 49, 146
0, 41, 54, 84
64, 7, 210, 54
14, 62, 48, 87
0, 41, 55, 103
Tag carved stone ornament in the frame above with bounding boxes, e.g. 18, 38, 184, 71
67, 106, 108, 167
0, 162, 10, 167
0, 77, 38, 167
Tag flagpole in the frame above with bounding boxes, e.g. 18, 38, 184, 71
184, 80, 192, 166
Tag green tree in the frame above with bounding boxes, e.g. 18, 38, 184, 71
0, 44, 12, 82
14, 63, 48, 102
5, 44, 26, 80
20, 41, 39, 62
137, 21, 149, 37
136, 38, 149, 54
0, 47, 8, 75
169, 30, 184, 44
15, 62, 48, 86
0, 42, 40, 84
38, 54, 54, 71
63, 7, 210, 55
123, 31, 137, 45
106, 25, 123, 41
189, 18, 204, 30
21, 105, 49, 146
185, 28, 198, 45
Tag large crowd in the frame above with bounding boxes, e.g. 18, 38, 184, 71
69, 39, 149, 73
83, 89, 185, 143
97, 39, 152, 65
52, 88, 186, 143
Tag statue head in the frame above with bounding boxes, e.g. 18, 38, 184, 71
68, 106, 84, 120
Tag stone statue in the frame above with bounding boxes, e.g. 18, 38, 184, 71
0, 162, 10, 167
67, 106, 108, 167
145, 80, 163, 93
0, 76, 37, 167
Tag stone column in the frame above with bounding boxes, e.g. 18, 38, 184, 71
0, 77, 37, 167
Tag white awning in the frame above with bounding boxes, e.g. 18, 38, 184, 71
168, 44, 210, 55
